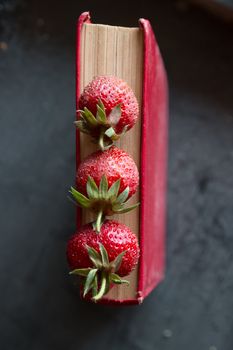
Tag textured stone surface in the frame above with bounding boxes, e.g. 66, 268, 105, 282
0, 1, 233, 349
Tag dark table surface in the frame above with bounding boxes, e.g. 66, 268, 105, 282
0, 1, 233, 349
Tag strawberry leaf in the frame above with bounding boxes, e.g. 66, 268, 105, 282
74, 120, 90, 134
86, 245, 102, 268
92, 271, 107, 301
107, 178, 121, 199
96, 105, 107, 124
76, 110, 86, 120
116, 186, 129, 204
83, 107, 98, 126
86, 176, 99, 199
110, 273, 129, 285
108, 104, 121, 126
99, 243, 109, 268
69, 268, 92, 277
99, 175, 108, 198
92, 274, 98, 297
114, 202, 140, 214
109, 251, 126, 272
98, 99, 105, 112
83, 269, 98, 297
70, 187, 91, 208
104, 273, 111, 295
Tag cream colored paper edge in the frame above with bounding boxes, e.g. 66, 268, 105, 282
79, 23, 143, 301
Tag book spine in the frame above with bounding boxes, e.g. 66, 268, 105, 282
138, 18, 168, 299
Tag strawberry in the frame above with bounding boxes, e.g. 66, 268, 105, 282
75, 75, 139, 150
70, 146, 139, 231
67, 220, 140, 301
76, 146, 139, 198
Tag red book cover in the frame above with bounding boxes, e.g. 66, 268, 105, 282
75, 12, 168, 304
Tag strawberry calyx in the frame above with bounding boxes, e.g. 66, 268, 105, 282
75, 99, 128, 151
69, 175, 139, 232
69, 243, 129, 301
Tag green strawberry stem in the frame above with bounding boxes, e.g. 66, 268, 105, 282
69, 175, 140, 233
70, 243, 130, 301
98, 129, 106, 152
98, 129, 104, 151
75, 100, 127, 150
96, 210, 104, 233
98, 128, 113, 152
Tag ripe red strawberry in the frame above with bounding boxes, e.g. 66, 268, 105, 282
67, 220, 140, 301
76, 75, 139, 150
77, 146, 139, 198
70, 146, 139, 231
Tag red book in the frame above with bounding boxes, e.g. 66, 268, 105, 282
75, 12, 168, 304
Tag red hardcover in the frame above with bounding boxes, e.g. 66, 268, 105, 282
76, 12, 168, 304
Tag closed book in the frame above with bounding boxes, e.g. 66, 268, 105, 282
75, 12, 168, 304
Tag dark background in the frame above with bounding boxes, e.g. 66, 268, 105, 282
0, 0, 233, 349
